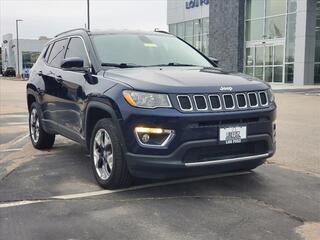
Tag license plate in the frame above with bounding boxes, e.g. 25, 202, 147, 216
219, 126, 247, 144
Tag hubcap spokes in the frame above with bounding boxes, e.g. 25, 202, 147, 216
30, 108, 40, 143
93, 129, 113, 180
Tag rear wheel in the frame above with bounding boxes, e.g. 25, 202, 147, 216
90, 118, 133, 189
29, 102, 55, 149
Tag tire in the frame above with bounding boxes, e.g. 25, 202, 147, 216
29, 102, 55, 149
90, 118, 133, 189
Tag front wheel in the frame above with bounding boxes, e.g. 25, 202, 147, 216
29, 102, 55, 149
90, 118, 133, 189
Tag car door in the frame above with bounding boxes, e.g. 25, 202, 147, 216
56, 37, 91, 139
41, 38, 69, 127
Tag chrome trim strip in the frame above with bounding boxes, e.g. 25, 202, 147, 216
193, 95, 208, 111
258, 91, 269, 106
248, 92, 259, 108
222, 94, 235, 110
177, 95, 193, 111
208, 94, 222, 110
185, 153, 270, 167
235, 93, 247, 109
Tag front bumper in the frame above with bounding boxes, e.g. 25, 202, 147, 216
118, 103, 276, 178
126, 133, 275, 178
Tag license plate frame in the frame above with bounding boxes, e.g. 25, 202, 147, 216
219, 125, 247, 144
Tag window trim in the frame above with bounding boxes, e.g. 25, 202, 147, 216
46, 38, 69, 68
64, 36, 91, 68
44, 35, 92, 71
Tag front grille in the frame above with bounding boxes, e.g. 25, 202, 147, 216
177, 95, 192, 111
209, 95, 221, 110
183, 141, 268, 163
223, 94, 235, 109
259, 92, 268, 106
176, 90, 270, 112
236, 94, 247, 108
248, 92, 258, 107
194, 95, 207, 110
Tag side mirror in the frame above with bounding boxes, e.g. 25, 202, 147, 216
208, 57, 219, 67
61, 57, 85, 70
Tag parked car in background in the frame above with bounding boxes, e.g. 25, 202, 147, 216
22, 68, 31, 80
27, 28, 277, 189
3, 67, 16, 77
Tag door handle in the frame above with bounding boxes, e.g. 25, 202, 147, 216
55, 75, 63, 83
37, 71, 43, 76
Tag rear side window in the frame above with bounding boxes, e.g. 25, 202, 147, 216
47, 39, 68, 68
65, 37, 90, 67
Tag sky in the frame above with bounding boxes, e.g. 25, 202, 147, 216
0, 0, 168, 40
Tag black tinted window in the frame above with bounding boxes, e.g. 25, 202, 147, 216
65, 37, 89, 67
47, 39, 68, 68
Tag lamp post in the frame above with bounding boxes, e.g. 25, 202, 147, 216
87, 0, 90, 30
16, 19, 23, 77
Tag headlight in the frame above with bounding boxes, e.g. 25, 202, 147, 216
267, 88, 275, 103
123, 90, 172, 109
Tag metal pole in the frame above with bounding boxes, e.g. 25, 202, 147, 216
87, 0, 90, 30
16, 20, 20, 77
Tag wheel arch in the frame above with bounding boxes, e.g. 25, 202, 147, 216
84, 101, 126, 151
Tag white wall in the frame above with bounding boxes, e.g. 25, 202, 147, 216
167, 0, 209, 24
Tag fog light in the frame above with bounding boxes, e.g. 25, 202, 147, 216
134, 127, 175, 148
141, 134, 150, 143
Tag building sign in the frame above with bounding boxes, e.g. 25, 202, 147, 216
185, 0, 209, 9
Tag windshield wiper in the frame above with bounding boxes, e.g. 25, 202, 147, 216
101, 63, 142, 68
145, 63, 200, 67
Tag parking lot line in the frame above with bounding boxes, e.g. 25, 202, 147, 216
0, 148, 23, 153
0, 171, 250, 209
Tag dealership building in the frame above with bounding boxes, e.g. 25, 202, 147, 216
167, 0, 320, 85
1, 33, 49, 74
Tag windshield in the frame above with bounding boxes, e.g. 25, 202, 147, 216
91, 33, 213, 68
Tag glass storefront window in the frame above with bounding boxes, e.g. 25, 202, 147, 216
202, 18, 209, 34
254, 66, 264, 80
264, 66, 273, 82
176, 23, 185, 38
246, 48, 254, 66
285, 13, 296, 62
246, 0, 264, 19
169, 24, 176, 35
255, 46, 264, 65
265, 0, 286, 16
22, 51, 40, 69
246, 19, 264, 41
265, 16, 285, 39
265, 46, 273, 65
273, 66, 283, 82
245, 67, 254, 76
274, 45, 283, 65
287, 0, 297, 13
285, 64, 294, 83
168, 18, 209, 55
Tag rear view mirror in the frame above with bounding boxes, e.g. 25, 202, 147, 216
61, 57, 84, 70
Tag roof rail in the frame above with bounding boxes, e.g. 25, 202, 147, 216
154, 29, 171, 35
55, 28, 88, 37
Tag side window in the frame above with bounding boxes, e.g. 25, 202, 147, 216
43, 44, 52, 62
47, 39, 68, 68
65, 37, 90, 67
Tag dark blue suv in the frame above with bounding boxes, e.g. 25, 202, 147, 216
27, 29, 276, 189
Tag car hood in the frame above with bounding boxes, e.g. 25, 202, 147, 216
103, 67, 269, 94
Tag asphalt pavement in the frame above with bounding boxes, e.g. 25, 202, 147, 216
0, 78, 319, 240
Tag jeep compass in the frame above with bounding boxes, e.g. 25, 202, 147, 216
27, 29, 276, 189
